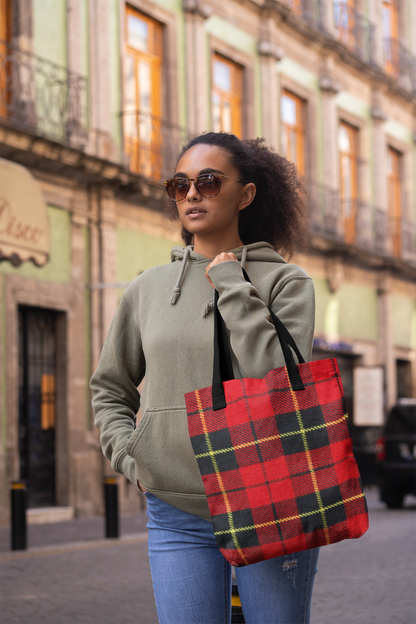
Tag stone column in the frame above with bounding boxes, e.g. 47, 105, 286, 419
321, 0, 335, 35
87, 0, 116, 161
368, 0, 384, 66
183, 0, 211, 135
67, 0, 84, 75
258, 39, 284, 150
377, 276, 397, 413
371, 96, 388, 211
11, 0, 32, 52
319, 72, 341, 190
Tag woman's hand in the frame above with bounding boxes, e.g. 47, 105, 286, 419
205, 252, 238, 287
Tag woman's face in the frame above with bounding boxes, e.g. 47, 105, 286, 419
174, 144, 254, 245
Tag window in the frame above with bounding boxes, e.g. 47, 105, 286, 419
387, 146, 402, 257
280, 90, 305, 176
211, 54, 242, 138
0, 0, 11, 40
338, 121, 358, 245
124, 6, 163, 178
334, 0, 356, 48
382, 0, 398, 76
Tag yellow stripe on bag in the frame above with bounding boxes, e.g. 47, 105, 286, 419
214, 492, 366, 536
286, 371, 331, 545
195, 390, 249, 565
194, 414, 348, 459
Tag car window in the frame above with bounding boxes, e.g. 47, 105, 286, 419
385, 405, 416, 435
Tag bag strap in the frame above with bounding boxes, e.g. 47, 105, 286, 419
212, 269, 305, 410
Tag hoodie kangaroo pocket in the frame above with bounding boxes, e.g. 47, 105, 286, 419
125, 406, 205, 495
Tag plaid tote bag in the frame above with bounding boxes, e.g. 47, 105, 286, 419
185, 276, 369, 567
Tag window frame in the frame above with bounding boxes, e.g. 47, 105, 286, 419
120, 0, 179, 129
280, 89, 306, 177
209, 36, 254, 139
386, 145, 402, 258
338, 119, 359, 245
278, 76, 316, 183
211, 53, 243, 138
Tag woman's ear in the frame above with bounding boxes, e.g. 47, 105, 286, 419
238, 183, 256, 211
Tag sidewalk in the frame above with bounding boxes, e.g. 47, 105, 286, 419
0, 511, 148, 553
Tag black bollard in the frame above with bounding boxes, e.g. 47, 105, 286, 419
104, 477, 119, 538
11, 481, 27, 551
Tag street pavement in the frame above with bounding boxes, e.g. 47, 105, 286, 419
0, 487, 415, 624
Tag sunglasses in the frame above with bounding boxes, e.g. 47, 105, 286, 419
164, 173, 242, 202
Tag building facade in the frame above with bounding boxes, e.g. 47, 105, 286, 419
0, 0, 415, 523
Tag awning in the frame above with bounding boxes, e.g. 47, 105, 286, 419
0, 158, 50, 266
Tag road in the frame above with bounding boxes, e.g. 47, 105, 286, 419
0, 488, 414, 624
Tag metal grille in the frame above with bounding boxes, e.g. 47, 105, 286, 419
19, 307, 57, 508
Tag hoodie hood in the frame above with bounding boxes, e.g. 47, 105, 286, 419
169, 242, 287, 316
170, 241, 286, 264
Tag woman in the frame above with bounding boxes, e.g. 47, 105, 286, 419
90, 132, 319, 624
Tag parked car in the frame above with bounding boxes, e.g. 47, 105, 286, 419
375, 399, 416, 509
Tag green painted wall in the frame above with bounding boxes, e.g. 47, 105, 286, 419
383, 119, 414, 145
117, 228, 179, 284
277, 58, 318, 91
391, 294, 416, 348
33, 0, 67, 66
313, 276, 378, 341
204, 16, 262, 136
0, 206, 71, 283
335, 92, 370, 120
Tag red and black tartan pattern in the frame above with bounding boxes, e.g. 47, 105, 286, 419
185, 358, 369, 567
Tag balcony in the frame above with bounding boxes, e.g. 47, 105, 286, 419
121, 110, 189, 183
333, 3, 375, 64
306, 180, 415, 267
383, 38, 416, 94
274, 0, 324, 30
0, 40, 88, 149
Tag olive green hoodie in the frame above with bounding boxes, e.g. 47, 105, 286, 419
90, 242, 315, 521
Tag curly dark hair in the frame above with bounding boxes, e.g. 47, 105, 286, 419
164, 132, 307, 258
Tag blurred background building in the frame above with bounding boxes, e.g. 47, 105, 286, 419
0, 0, 415, 524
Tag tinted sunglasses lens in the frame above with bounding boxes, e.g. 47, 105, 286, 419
166, 179, 189, 201
196, 175, 221, 197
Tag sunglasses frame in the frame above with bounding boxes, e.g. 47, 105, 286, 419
164, 173, 243, 202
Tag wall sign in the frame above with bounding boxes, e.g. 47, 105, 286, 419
0, 158, 49, 266
353, 367, 384, 426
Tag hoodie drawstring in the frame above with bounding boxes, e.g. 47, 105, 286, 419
170, 246, 248, 315
169, 245, 192, 305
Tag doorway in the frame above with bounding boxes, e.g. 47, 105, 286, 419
18, 306, 57, 507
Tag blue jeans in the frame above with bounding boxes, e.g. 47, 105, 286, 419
145, 492, 319, 624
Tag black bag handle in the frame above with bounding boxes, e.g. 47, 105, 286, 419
212, 269, 305, 410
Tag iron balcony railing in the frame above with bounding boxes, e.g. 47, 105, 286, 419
121, 110, 189, 182
383, 38, 416, 94
0, 40, 88, 149
275, 0, 324, 30
391, 218, 416, 266
306, 180, 415, 266
333, 3, 375, 64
